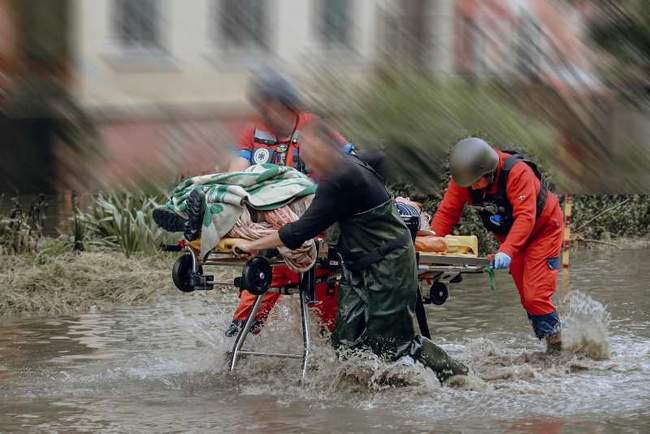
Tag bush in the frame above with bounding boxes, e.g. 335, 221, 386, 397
76, 192, 176, 257
317, 70, 558, 193
0, 194, 48, 255
571, 195, 650, 241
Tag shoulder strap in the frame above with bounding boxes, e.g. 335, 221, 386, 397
501, 151, 544, 181
500, 153, 548, 219
290, 130, 300, 144
496, 155, 523, 200
340, 230, 411, 272
469, 186, 483, 203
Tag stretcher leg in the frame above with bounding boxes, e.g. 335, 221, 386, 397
229, 294, 264, 371
299, 286, 311, 383
227, 284, 313, 382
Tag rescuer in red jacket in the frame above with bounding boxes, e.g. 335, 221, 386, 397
430, 137, 564, 353
225, 67, 353, 337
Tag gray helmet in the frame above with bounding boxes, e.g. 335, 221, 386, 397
248, 66, 302, 111
449, 137, 499, 187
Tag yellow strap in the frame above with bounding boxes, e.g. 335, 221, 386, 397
216, 238, 247, 252
444, 235, 479, 256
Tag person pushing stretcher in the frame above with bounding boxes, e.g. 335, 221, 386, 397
231, 120, 469, 383
430, 137, 564, 354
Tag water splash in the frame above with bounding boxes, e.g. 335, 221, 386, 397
561, 291, 611, 360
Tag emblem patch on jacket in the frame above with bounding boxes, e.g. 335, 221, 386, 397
253, 148, 271, 164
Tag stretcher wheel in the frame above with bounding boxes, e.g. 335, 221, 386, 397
172, 253, 201, 293
450, 274, 463, 283
241, 256, 272, 295
429, 282, 449, 305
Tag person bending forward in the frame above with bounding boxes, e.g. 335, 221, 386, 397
233, 121, 468, 383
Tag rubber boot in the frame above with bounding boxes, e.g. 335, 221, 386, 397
153, 207, 187, 232
414, 337, 469, 384
184, 189, 205, 241
545, 332, 562, 355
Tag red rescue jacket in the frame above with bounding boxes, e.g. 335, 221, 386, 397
431, 150, 562, 257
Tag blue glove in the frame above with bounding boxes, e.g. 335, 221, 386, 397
492, 252, 511, 270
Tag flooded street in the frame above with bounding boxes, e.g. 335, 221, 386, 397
1, 248, 649, 433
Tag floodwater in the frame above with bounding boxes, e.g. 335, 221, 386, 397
1, 248, 649, 434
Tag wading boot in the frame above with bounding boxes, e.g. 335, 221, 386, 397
153, 207, 187, 232
546, 332, 562, 355
184, 189, 205, 241
416, 338, 469, 384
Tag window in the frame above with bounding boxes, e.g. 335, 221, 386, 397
114, 0, 162, 52
219, 0, 267, 51
317, 0, 352, 48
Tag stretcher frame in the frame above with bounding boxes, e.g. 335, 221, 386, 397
171, 242, 489, 382
182, 246, 317, 382
417, 253, 489, 285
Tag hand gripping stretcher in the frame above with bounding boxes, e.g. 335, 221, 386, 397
163, 235, 489, 382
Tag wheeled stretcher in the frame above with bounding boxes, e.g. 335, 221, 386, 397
164, 236, 489, 381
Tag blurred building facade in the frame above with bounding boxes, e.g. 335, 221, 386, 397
2, 0, 604, 191
72, 0, 596, 111
71, 0, 388, 185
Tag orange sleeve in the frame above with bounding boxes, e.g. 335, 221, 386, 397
498, 163, 538, 257
430, 180, 470, 236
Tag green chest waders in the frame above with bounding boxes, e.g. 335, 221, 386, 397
333, 200, 469, 383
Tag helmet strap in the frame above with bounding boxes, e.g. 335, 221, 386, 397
288, 112, 300, 143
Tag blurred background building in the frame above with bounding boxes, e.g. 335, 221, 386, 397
0, 0, 647, 193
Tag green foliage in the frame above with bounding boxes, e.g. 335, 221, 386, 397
386, 191, 650, 255
317, 70, 559, 253
571, 194, 650, 240
0, 194, 48, 255
588, 1, 650, 105
319, 70, 558, 193
76, 192, 175, 257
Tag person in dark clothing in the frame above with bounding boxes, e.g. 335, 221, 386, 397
232, 120, 469, 383
278, 156, 390, 247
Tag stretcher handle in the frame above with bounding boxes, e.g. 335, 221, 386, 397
161, 243, 183, 252
487, 268, 497, 292
233, 245, 248, 257
486, 254, 497, 291
233, 246, 281, 259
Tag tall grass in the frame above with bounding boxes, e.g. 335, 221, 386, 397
0, 252, 176, 316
